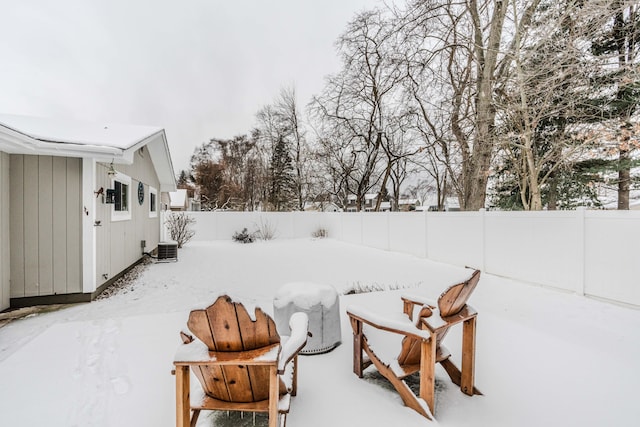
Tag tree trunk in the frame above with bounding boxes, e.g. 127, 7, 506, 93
547, 173, 558, 210
463, 0, 508, 211
617, 147, 630, 210
524, 137, 543, 210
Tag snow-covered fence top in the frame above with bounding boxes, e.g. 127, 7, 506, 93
173, 210, 640, 308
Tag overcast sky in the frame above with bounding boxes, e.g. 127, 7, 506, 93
0, 0, 389, 173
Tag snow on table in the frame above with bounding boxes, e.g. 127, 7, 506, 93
274, 282, 338, 309
273, 282, 341, 354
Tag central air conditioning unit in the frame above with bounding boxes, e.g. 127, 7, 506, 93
157, 242, 178, 262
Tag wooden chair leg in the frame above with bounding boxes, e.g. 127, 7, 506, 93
175, 365, 190, 427
291, 355, 298, 396
461, 317, 476, 396
440, 358, 483, 395
419, 333, 436, 415
190, 410, 200, 427
351, 317, 364, 378
269, 365, 279, 427
362, 339, 431, 420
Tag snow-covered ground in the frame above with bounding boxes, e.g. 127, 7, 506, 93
0, 239, 639, 426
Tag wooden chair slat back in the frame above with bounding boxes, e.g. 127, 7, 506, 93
437, 270, 480, 317
397, 335, 422, 366
193, 365, 231, 400
186, 295, 282, 403
223, 365, 264, 402
187, 295, 280, 352
187, 310, 216, 350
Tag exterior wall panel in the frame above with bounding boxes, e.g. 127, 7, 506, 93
0, 152, 10, 310
23, 156, 39, 297
10, 155, 82, 298
9, 155, 24, 298
52, 157, 68, 294
66, 158, 82, 293
94, 148, 161, 287
38, 156, 54, 295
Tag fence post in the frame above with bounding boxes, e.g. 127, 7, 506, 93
479, 208, 486, 272
386, 211, 391, 251
424, 211, 429, 260
576, 207, 586, 296
360, 210, 364, 246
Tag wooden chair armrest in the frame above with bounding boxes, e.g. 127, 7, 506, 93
347, 305, 431, 341
278, 312, 309, 372
174, 341, 281, 366
401, 294, 437, 309
420, 304, 478, 332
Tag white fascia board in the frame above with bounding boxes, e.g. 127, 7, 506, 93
1, 124, 176, 192
146, 131, 177, 192
116, 129, 166, 165
0, 124, 125, 159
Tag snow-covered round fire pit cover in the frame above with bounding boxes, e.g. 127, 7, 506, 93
274, 282, 341, 355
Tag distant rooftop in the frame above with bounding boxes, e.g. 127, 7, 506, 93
170, 189, 188, 208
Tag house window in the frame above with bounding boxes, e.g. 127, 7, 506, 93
111, 172, 132, 221
114, 181, 128, 211
149, 186, 158, 218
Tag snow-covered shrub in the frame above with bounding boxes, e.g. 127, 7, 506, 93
343, 282, 414, 295
166, 212, 196, 248
254, 217, 277, 240
312, 228, 328, 238
232, 228, 255, 243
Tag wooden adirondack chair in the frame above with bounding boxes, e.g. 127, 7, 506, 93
173, 295, 308, 427
347, 269, 482, 420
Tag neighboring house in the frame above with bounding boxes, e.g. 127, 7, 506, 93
378, 201, 391, 212
0, 114, 176, 310
345, 194, 358, 212
421, 196, 461, 212
304, 201, 341, 212
397, 198, 419, 212
345, 194, 392, 212
345, 194, 380, 212
169, 189, 189, 211
169, 188, 201, 211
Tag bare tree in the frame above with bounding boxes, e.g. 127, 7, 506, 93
275, 86, 309, 210
310, 9, 404, 211
494, 1, 601, 210
255, 103, 297, 211
190, 136, 264, 211
166, 212, 195, 248
398, 0, 543, 210
489, 0, 639, 210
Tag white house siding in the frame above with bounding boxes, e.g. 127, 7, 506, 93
1, 152, 10, 310
9, 155, 82, 299
94, 147, 161, 288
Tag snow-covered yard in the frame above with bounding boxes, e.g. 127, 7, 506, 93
1, 239, 639, 426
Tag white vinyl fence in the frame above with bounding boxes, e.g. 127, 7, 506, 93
165, 209, 640, 308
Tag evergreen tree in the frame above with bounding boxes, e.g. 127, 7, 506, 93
587, 1, 640, 209
176, 170, 190, 187
268, 135, 296, 211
